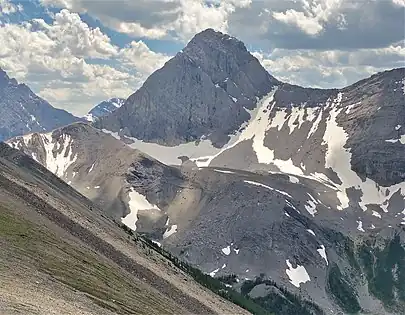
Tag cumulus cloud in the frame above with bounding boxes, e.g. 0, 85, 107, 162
40, 0, 252, 41
119, 40, 170, 75
0, 8, 168, 115
0, 0, 23, 16
32, 9, 118, 58
253, 44, 405, 88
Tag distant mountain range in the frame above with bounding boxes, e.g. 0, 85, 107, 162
84, 98, 126, 122
0, 69, 80, 141
5, 28, 405, 315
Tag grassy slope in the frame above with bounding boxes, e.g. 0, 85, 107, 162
0, 202, 180, 315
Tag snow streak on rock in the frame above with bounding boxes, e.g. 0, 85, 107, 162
317, 245, 328, 265
42, 133, 77, 178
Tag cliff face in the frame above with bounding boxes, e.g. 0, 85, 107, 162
0, 68, 79, 141
95, 29, 279, 147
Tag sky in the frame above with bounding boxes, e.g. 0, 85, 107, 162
0, 0, 404, 116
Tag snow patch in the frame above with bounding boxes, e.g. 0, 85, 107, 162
42, 133, 78, 179
402, 78, 405, 95
372, 211, 382, 218
31, 152, 38, 162
317, 245, 328, 265
163, 225, 178, 239
306, 229, 316, 236
121, 188, 160, 231
305, 193, 318, 216
321, 93, 405, 212
101, 129, 226, 167
88, 163, 95, 173
285, 260, 310, 288
357, 220, 365, 232
209, 268, 220, 277
288, 175, 299, 184
83, 114, 94, 122
221, 246, 231, 256
307, 108, 323, 138
244, 180, 292, 198
214, 169, 234, 174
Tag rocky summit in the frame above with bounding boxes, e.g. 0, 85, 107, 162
0, 68, 80, 142
7, 28, 405, 315
95, 28, 279, 147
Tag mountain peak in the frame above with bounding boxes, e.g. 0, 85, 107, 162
183, 28, 250, 63
188, 28, 241, 46
0, 69, 79, 141
96, 30, 279, 147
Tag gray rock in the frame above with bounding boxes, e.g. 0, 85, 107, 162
95, 29, 279, 147
0, 68, 80, 141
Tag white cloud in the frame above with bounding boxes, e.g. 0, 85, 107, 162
392, 0, 405, 7
271, 0, 344, 35
169, 0, 252, 41
272, 9, 322, 35
32, 9, 118, 58
0, 9, 169, 115
40, 0, 252, 41
115, 22, 168, 39
119, 40, 171, 76
253, 44, 405, 88
0, 0, 23, 16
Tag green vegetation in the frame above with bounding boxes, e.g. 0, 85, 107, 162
120, 224, 327, 315
118, 224, 270, 315
358, 234, 405, 311
323, 228, 360, 271
0, 206, 179, 315
217, 274, 238, 285
240, 276, 324, 315
327, 264, 361, 314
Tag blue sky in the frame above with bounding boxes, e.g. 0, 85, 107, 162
0, 0, 404, 116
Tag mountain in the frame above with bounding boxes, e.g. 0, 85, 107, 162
0, 142, 254, 315
95, 28, 280, 147
7, 28, 405, 315
9, 121, 405, 314
0, 69, 80, 142
84, 98, 125, 122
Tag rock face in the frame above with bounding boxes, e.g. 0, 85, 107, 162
96, 29, 279, 147
0, 69, 80, 141
85, 98, 125, 122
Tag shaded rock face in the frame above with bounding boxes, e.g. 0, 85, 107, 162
339, 68, 405, 186
0, 69, 80, 141
96, 29, 279, 147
